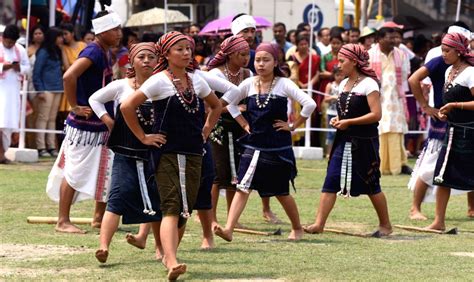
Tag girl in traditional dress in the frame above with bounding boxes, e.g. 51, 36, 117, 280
88, 42, 165, 263
304, 44, 392, 236
207, 35, 252, 228
213, 43, 316, 242
123, 36, 241, 252
45, 10, 122, 234
121, 31, 221, 280
428, 33, 474, 230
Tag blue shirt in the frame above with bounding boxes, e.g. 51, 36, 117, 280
246, 49, 256, 74
425, 55, 449, 140
66, 43, 113, 132
32, 48, 63, 92
271, 39, 294, 54
425, 56, 449, 108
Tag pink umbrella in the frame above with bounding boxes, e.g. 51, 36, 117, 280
199, 15, 272, 36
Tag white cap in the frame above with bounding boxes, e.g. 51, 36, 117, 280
92, 12, 122, 35
231, 15, 256, 35
447, 25, 471, 40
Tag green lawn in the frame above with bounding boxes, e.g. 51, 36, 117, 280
1, 159, 473, 280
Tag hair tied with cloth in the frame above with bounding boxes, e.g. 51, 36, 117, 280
153, 31, 190, 73
442, 32, 474, 66
207, 35, 250, 70
255, 42, 285, 77
339, 43, 380, 83
126, 42, 157, 78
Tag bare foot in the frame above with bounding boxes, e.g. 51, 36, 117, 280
426, 222, 446, 231
125, 233, 146, 249
200, 236, 215, 250
468, 210, 474, 218
155, 248, 163, 261
91, 221, 101, 229
263, 211, 282, 224
213, 225, 232, 242
376, 225, 393, 236
167, 263, 187, 281
409, 209, 428, 221
55, 222, 87, 234
95, 249, 108, 263
302, 224, 323, 234
288, 228, 304, 241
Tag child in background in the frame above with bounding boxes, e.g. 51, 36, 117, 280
324, 66, 344, 158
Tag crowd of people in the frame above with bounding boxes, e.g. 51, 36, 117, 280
1, 9, 473, 280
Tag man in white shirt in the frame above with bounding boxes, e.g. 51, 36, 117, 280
316, 27, 331, 55
0, 25, 30, 163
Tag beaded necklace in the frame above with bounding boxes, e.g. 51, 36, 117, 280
224, 63, 244, 86
167, 69, 200, 114
255, 76, 278, 109
134, 77, 155, 125
444, 64, 465, 92
337, 75, 361, 117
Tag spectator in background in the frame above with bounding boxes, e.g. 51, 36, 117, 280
331, 26, 348, 43
82, 30, 95, 44
33, 27, 64, 157
189, 23, 201, 36
285, 27, 320, 60
368, 27, 411, 175
193, 35, 209, 66
122, 28, 138, 49
431, 32, 442, 47
58, 24, 88, 143
323, 66, 344, 158
289, 34, 321, 147
272, 22, 293, 54
317, 27, 331, 55
0, 25, 30, 163
286, 29, 296, 45
319, 32, 343, 96
348, 27, 361, 44
28, 25, 45, 57
25, 24, 46, 148
141, 31, 162, 43
61, 23, 87, 71
359, 26, 376, 51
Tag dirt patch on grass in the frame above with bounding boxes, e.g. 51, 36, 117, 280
0, 243, 89, 262
0, 266, 91, 278
450, 252, 474, 258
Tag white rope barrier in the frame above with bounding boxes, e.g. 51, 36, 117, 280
16, 86, 427, 150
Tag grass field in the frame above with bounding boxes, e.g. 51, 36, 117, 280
1, 158, 473, 280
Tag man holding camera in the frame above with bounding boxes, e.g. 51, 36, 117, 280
0, 25, 30, 163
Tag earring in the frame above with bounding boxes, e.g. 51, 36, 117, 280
458, 53, 461, 56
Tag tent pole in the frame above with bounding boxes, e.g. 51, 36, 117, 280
49, 0, 56, 27
19, 0, 33, 150
164, 0, 168, 33
455, 0, 461, 21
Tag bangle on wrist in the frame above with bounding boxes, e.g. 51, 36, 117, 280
461, 102, 464, 110
289, 123, 294, 131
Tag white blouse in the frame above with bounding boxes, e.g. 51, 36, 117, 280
223, 76, 316, 118
89, 78, 133, 118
